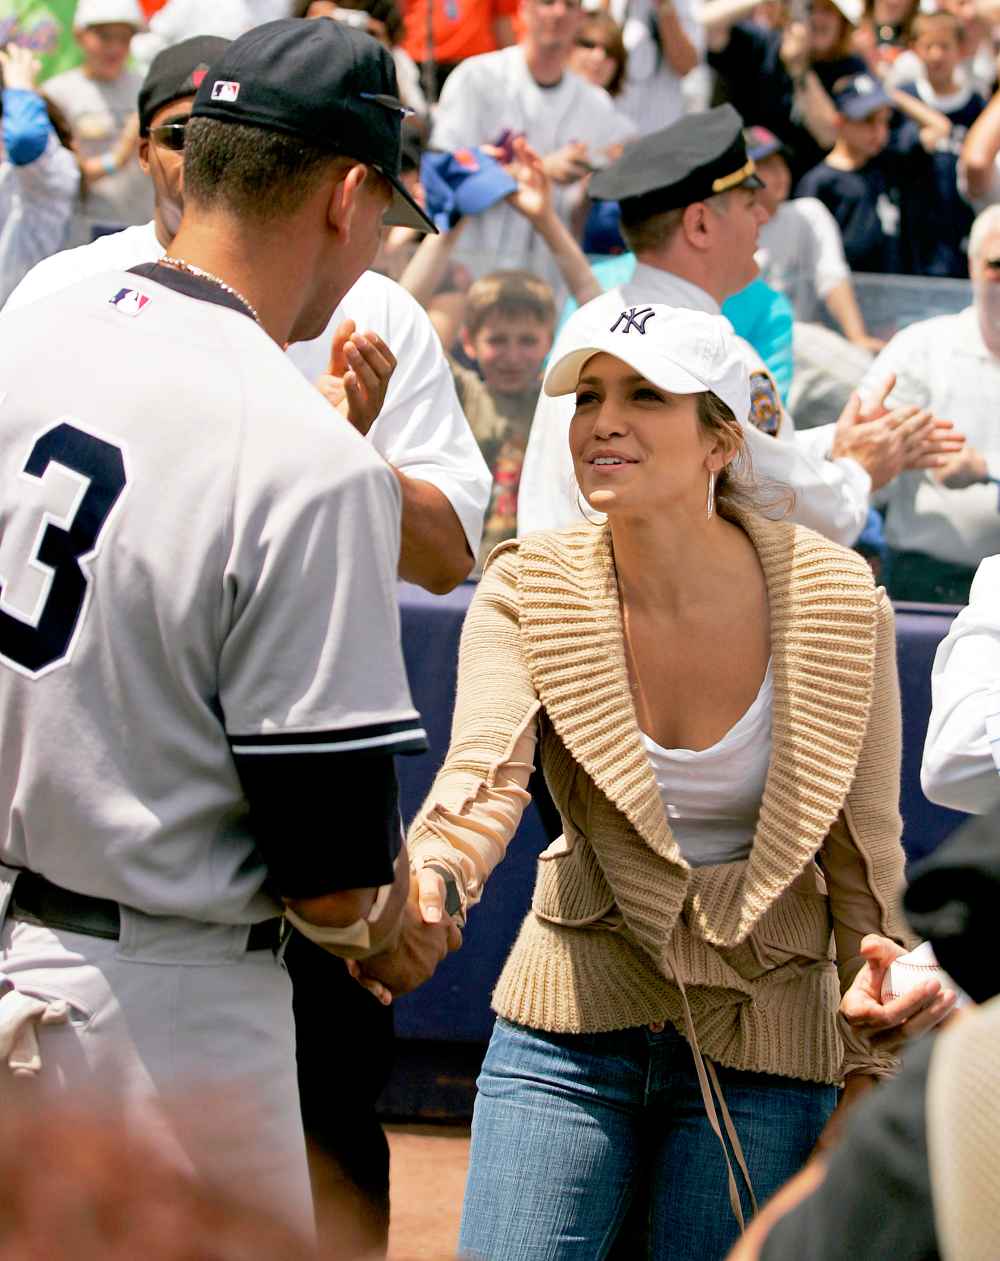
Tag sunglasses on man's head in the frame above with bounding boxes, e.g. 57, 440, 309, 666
149, 122, 187, 152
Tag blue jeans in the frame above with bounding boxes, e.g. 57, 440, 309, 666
459, 1017, 837, 1261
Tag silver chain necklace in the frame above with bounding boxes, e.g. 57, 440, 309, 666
159, 256, 262, 326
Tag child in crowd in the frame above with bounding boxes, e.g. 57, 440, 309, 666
401, 137, 600, 352
796, 71, 949, 274
450, 272, 556, 571
749, 125, 882, 349
895, 10, 985, 276
43, 0, 153, 244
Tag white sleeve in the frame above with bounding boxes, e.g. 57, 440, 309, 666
957, 155, 1000, 212
430, 58, 486, 151
588, 88, 640, 149
739, 334, 870, 546
516, 389, 580, 535
286, 280, 491, 556
0, 138, 79, 304
746, 424, 870, 545
364, 288, 490, 556
921, 557, 1000, 815
800, 199, 850, 300
221, 404, 419, 747
220, 372, 422, 899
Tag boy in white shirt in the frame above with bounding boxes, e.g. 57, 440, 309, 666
431, 0, 635, 301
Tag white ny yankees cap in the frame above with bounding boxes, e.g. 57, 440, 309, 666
543, 302, 751, 427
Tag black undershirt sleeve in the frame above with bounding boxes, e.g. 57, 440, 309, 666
232, 747, 402, 900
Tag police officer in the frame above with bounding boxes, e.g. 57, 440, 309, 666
518, 104, 959, 542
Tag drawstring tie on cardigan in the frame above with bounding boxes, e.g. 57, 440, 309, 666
665, 945, 758, 1231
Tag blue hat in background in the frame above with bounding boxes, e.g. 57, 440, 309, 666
832, 73, 893, 120
420, 147, 518, 232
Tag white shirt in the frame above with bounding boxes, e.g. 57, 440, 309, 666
587, 0, 704, 136
430, 45, 636, 299
517, 264, 871, 545
3, 222, 490, 557
922, 556, 1000, 815
758, 198, 850, 324
642, 660, 772, 866
861, 308, 1000, 568
0, 133, 80, 309
0, 267, 417, 923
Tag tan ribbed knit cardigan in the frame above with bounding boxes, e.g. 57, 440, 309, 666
408, 512, 911, 1084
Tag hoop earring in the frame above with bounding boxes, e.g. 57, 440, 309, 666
706, 470, 716, 519
577, 489, 605, 525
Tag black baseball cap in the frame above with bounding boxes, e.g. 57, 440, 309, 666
191, 18, 436, 233
590, 104, 762, 225
139, 36, 230, 136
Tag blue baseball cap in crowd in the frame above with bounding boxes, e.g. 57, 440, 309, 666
832, 73, 894, 119
420, 147, 517, 232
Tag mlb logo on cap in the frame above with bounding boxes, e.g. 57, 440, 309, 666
211, 80, 241, 103
109, 287, 151, 317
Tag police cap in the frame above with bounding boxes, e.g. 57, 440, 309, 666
590, 104, 762, 225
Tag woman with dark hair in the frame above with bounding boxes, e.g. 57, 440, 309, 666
570, 10, 630, 98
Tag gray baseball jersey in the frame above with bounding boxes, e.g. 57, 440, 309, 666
0, 265, 425, 924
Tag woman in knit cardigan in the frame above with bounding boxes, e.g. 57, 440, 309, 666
388, 304, 953, 1258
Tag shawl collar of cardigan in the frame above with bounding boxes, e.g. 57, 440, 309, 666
516, 511, 879, 952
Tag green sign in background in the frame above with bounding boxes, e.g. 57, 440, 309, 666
0, 1, 82, 80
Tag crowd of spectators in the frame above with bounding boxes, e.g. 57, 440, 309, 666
9, 0, 996, 598
3, 0, 1000, 1252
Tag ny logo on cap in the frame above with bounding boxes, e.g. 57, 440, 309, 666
610, 307, 655, 335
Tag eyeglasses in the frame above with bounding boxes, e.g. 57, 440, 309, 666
575, 36, 613, 53
148, 122, 187, 152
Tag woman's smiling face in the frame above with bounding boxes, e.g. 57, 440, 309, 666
569, 353, 717, 518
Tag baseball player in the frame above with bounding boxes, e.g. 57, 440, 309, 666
0, 18, 445, 1234
4, 31, 490, 1249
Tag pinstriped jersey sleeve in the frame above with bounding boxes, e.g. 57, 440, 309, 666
220, 380, 426, 894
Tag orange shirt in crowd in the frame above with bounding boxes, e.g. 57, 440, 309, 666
402, 0, 519, 64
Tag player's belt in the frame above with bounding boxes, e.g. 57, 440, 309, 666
10, 871, 283, 952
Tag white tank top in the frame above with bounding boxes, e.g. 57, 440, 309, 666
640, 661, 773, 868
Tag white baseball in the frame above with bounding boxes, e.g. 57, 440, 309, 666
880, 941, 970, 1007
